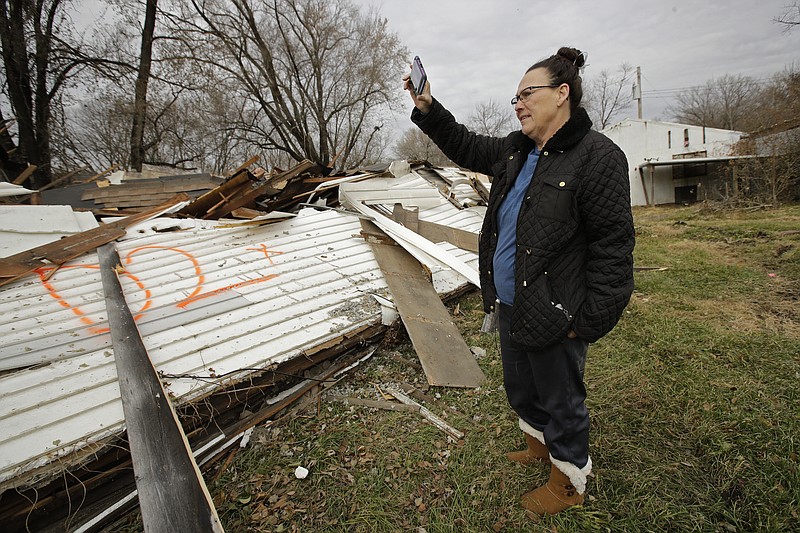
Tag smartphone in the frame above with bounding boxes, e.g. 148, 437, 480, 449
410, 56, 427, 96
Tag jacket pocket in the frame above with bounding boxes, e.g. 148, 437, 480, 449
537, 174, 577, 222
511, 251, 572, 349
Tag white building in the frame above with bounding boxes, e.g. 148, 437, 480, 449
601, 119, 745, 206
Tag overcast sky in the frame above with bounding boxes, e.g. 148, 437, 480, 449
357, 0, 799, 131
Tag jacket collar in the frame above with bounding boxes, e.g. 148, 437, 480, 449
509, 107, 593, 153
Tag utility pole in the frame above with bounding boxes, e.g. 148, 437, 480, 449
635, 66, 643, 119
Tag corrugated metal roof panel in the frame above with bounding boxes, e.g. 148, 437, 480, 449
0, 205, 99, 257
0, 208, 390, 487
339, 170, 483, 292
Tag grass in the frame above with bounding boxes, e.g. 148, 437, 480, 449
121, 204, 800, 532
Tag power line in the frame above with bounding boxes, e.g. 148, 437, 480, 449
641, 75, 777, 97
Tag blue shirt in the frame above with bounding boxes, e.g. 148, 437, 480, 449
493, 148, 540, 305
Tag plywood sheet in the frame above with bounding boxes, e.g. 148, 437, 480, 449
361, 220, 484, 388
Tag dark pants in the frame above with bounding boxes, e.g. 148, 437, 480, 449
498, 302, 590, 468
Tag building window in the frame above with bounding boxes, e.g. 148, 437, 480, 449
684, 128, 689, 147
668, 131, 672, 149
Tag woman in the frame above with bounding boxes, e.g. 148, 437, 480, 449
405, 47, 635, 515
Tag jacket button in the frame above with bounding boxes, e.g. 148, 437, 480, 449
559, 181, 566, 187
509, 155, 514, 160
487, 270, 492, 275
543, 151, 549, 156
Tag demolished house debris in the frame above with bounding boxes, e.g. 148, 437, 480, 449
0, 158, 490, 531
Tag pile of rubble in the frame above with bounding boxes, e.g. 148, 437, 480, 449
0, 157, 490, 532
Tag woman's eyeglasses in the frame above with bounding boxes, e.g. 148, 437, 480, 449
511, 85, 558, 105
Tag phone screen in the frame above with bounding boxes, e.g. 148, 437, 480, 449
410, 56, 427, 96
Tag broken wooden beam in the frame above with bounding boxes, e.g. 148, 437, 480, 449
204, 160, 317, 219
360, 220, 484, 388
177, 169, 253, 218
11, 164, 37, 185
98, 243, 224, 533
36, 165, 90, 192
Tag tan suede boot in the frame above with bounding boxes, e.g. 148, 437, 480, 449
521, 464, 584, 515
506, 433, 550, 465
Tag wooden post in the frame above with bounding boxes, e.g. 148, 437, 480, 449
98, 244, 224, 533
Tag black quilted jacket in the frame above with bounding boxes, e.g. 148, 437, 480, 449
412, 98, 635, 348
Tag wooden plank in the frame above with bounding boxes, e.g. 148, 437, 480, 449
225, 155, 259, 177
0, 194, 189, 283
92, 191, 176, 203
204, 160, 316, 219
11, 164, 37, 185
360, 220, 484, 388
81, 163, 119, 185
98, 244, 224, 533
82, 179, 217, 200
391, 204, 479, 252
178, 170, 253, 218
93, 194, 178, 208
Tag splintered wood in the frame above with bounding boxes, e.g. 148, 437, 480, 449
385, 387, 464, 440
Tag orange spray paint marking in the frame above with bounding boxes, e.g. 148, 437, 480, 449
36, 243, 282, 333
176, 274, 278, 309
246, 244, 284, 264
125, 245, 205, 299
35, 263, 153, 335
36, 265, 99, 329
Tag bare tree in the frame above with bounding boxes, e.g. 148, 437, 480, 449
669, 75, 759, 131
716, 75, 761, 131
467, 100, 515, 137
585, 63, 634, 130
393, 127, 452, 167
168, 0, 407, 171
129, 0, 158, 171
775, 2, 800, 31
0, 0, 130, 186
66, 78, 253, 175
670, 83, 717, 128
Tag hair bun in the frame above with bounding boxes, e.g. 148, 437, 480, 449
557, 47, 586, 68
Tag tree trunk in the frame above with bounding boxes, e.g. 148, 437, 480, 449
0, 0, 46, 186
129, 0, 158, 172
